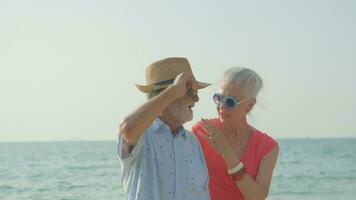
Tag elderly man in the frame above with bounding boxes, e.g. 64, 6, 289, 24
117, 57, 211, 200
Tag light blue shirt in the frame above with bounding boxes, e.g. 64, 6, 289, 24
117, 118, 210, 200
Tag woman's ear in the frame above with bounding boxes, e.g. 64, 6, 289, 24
246, 98, 256, 112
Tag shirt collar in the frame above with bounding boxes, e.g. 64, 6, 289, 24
153, 118, 187, 139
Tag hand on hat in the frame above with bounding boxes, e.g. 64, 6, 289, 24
170, 72, 197, 99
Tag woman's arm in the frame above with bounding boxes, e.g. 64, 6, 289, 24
234, 146, 279, 200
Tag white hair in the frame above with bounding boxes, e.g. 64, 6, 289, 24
219, 67, 263, 98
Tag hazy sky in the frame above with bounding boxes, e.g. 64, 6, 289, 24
1, 0, 355, 141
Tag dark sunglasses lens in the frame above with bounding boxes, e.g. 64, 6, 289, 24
225, 97, 236, 108
213, 94, 222, 104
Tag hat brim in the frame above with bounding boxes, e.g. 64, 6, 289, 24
135, 81, 211, 93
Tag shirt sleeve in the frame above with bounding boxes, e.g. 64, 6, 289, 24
117, 132, 145, 164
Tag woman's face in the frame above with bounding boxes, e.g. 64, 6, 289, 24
216, 81, 255, 123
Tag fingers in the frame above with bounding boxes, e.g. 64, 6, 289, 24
200, 118, 220, 138
200, 121, 212, 138
172, 72, 199, 98
197, 130, 217, 149
197, 130, 211, 142
170, 73, 192, 98
197, 119, 215, 141
176, 72, 197, 88
174, 72, 191, 87
198, 128, 226, 156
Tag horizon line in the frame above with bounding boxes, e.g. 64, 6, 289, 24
1, 136, 356, 143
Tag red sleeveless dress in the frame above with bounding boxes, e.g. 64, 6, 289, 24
192, 118, 278, 200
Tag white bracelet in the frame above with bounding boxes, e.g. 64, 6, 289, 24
227, 162, 244, 175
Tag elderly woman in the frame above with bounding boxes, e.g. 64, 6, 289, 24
192, 67, 279, 200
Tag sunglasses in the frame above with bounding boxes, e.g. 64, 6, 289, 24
213, 93, 249, 108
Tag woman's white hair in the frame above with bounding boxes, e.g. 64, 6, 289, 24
219, 67, 263, 98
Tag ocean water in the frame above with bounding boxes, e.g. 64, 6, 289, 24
0, 139, 355, 200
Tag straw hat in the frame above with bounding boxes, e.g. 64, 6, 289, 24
135, 57, 211, 93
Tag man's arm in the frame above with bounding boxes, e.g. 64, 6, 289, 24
118, 72, 194, 145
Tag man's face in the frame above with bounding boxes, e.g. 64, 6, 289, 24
167, 88, 199, 125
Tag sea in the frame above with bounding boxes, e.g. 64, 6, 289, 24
0, 138, 355, 200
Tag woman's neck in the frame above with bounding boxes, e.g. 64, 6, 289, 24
220, 117, 252, 142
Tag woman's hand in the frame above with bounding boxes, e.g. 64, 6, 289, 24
197, 118, 239, 168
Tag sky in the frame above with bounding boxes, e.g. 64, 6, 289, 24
0, 0, 355, 141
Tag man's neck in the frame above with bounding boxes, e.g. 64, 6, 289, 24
159, 115, 181, 136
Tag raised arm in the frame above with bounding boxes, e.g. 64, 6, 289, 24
119, 72, 195, 145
